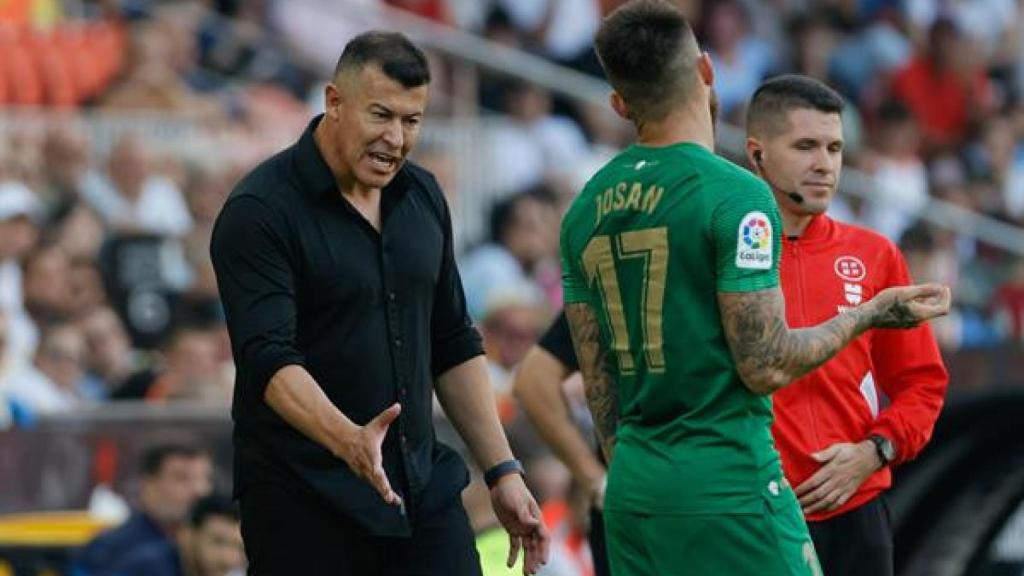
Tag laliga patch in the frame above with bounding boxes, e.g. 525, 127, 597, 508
736, 211, 773, 269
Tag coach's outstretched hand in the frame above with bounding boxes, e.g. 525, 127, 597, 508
335, 403, 403, 507
490, 474, 550, 575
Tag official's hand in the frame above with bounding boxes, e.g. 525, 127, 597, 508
490, 473, 550, 575
334, 403, 403, 506
867, 284, 951, 328
795, 441, 881, 515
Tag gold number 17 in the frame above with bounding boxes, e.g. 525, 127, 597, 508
581, 227, 668, 375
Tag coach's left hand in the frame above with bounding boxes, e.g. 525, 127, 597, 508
490, 473, 550, 575
795, 441, 881, 515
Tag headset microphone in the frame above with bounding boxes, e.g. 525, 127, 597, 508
755, 150, 805, 204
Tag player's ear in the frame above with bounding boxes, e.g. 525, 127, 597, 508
746, 137, 765, 174
324, 83, 343, 120
609, 92, 630, 122
697, 52, 714, 88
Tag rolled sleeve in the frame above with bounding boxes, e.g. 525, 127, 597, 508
211, 195, 305, 398
430, 190, 484, 377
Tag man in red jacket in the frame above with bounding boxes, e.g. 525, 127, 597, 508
745, 75, 948, 576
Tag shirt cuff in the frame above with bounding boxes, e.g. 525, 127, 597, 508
432, 325, 484, 378
248, 343, 306, 398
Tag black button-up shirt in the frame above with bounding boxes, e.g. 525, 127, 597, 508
210, 115, 484, 536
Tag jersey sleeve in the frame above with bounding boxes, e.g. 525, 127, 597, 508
710, 176, 782, 293
560, 212, 590, 304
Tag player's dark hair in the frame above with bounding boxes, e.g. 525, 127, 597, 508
189, 494, 239, 529
334, 31, 430, 88
747, 75, 844, 137
140, 443, 207, 477
594, 0, 700, 122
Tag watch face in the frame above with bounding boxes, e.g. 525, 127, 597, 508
882, 440, 896, 462
875, 436, 895, 463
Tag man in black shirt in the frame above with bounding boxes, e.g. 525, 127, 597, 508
513, 311, 611, 576
211, 31, 548, 576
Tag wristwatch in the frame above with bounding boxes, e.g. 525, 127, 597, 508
484, 459, 525, 489
868, 434, 896, 466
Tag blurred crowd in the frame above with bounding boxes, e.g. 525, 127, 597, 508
2, 0, 1024, 573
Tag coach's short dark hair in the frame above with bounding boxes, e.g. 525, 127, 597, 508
189, 494, 239, 529
140, 442, 207, 477
747, 75, 845, 137
334, 31, 430, 88
594, 0, 699, 123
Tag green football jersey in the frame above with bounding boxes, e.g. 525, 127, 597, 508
561, 142, 784, 515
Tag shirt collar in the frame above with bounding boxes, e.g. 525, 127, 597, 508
293, 114, 340, 200
784, 213, 833, 245
293, 114, 413, 201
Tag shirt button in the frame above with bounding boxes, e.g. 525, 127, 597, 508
395, 338, 403, 348
768, 480, 780, 496
388, 292, 396, 302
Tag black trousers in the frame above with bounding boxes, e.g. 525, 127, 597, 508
589, 508, 612, 576
240, 483, 482, 576
807, 496, 894, 576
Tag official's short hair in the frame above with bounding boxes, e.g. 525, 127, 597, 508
188, 494, 239, 529
594, 0, 700, 123
747, 75, 845, 138
334, 31, 430, 88
140, 443, 207, 477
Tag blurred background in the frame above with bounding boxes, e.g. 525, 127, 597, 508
1, 0, 1023, 575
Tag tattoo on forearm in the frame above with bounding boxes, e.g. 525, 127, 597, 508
872, 299, 917, 328
718, 289, 874, 394
565, 302, 618, 461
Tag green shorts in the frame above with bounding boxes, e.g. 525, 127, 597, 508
604, 483, 822, 576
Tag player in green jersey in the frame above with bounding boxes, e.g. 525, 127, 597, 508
560, 2, 952, 575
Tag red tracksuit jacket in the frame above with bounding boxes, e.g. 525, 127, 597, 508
772, 214, 948, 522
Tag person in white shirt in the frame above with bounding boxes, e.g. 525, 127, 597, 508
81, 135, 193, 237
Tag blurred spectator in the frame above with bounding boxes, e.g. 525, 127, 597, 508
39, 123, 96, 213
863, 100, 928, 240
965, 114, 1024, 220
22, 243, 74, 325
80, 135, 193, 237
788, 12, 838, 82
486, 80, 591, 195
905, 0, 1018, 63
54, 203, 107, 261
993, 259, 1024, 343
700, 0, 777, 121
385, 0, 453, 25
494, 0, 601, 74
460, 189, 559, 321
891, 18, 995, 152
106, 493, 245, 576
69, 257, 109, 319
71, 443, 213, 576
181, 165, 230, 300
79, 306, 143, 399
113, 324, 230, 404
0, 182, 42, 365
480, 289, 547, 402
4, 322, 92, 414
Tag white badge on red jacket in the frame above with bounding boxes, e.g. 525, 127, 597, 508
736, 212, 773, 270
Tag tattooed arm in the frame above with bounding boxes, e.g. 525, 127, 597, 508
719, 284, 950, 395
565, 301, 618, 463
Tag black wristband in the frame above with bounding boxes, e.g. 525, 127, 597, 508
484, 459, 525, 489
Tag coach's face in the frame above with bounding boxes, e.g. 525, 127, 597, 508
760, 108, 843, 216
327, 64, 428, 191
